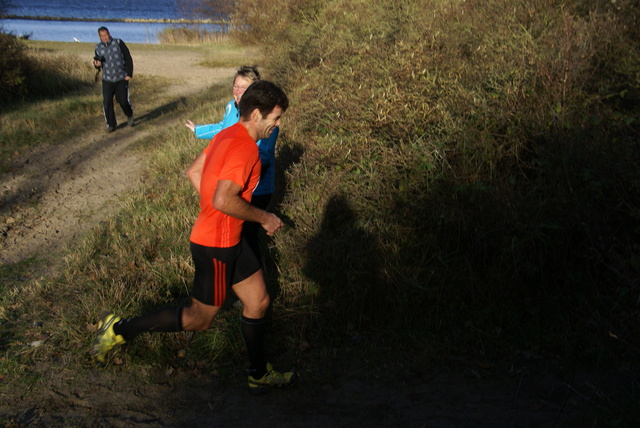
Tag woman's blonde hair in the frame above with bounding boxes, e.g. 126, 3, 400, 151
234, 65, 260, 83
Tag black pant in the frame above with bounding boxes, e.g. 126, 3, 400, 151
102, 79, 133, 127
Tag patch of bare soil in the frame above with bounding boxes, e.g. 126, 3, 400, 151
1, 354, 634, 427
0, 49, 233, 269
0, 47, 636, 427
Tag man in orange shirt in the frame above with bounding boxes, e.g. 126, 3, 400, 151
92, 81, 297, 395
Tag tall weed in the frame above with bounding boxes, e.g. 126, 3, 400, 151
0, 36, 95, 107
157, 25, 231, 44
233, 0, 640, 361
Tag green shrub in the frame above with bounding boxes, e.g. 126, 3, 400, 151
0, 31, 29, 100
0, 34, 95, 108
231, 0, 640, 360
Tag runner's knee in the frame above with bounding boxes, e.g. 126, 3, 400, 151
244, 294, 270, 318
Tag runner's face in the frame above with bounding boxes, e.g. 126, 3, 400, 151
232, 76, 253, 105
99, 30, 110, 44
257, 106, 283, 140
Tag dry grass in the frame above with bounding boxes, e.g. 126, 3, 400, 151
1, 1, 639, 412
0, 45, 98, 170
231, 0, 640, 361
157, 25, 231, 45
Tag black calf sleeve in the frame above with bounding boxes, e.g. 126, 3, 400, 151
242, 316, 267, 378
114, 306, 183, 340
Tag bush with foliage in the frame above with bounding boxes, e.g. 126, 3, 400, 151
0, 31, 29, 100
227, 0, 640, 361
0, 35, 94, 108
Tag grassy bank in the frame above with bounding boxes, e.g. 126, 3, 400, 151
228, 0, 640, 365
1, 1, 639, 421
0, 40, 261, 384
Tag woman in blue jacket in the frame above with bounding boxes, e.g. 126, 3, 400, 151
185, 65, 279, 260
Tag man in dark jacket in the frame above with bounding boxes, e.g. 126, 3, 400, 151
94, 27, 134, 132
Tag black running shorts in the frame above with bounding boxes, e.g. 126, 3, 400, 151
190, 238, 261, 306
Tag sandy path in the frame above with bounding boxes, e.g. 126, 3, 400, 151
0, 48, 234, 268
134, 49, 235, 98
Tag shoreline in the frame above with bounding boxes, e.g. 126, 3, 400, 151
0, 15, 223, 24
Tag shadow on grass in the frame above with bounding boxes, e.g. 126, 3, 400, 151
133, 97, 187, 126
302, 194, 383, 341
263, 140, 305, 298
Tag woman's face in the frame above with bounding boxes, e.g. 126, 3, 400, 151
232, 76, 253, 105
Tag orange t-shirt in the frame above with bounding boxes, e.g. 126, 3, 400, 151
189, 123, 260, 248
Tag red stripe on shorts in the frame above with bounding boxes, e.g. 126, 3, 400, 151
213, 258, 227, 307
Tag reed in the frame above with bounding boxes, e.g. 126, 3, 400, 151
157, 25, 230, 45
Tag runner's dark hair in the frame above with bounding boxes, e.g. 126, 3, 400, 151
239, 81, 289, 119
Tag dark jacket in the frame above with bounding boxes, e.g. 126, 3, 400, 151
94, 37, 133, 83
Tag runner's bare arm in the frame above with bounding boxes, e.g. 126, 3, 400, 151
186, 151, 206, 194
213, 180, 283, 236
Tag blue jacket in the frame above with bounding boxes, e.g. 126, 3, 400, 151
193, 100, 278, 196
193, 100, 239, 140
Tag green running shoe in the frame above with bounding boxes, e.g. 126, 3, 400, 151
248, 362, 298, 395
92, 312, 125, 365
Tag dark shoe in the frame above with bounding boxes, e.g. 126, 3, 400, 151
106, 126, 116, 133
127, 116, 134, 127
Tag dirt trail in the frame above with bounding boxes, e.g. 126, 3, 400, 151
0, 49, 234, 269
0, 46, 635, 428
